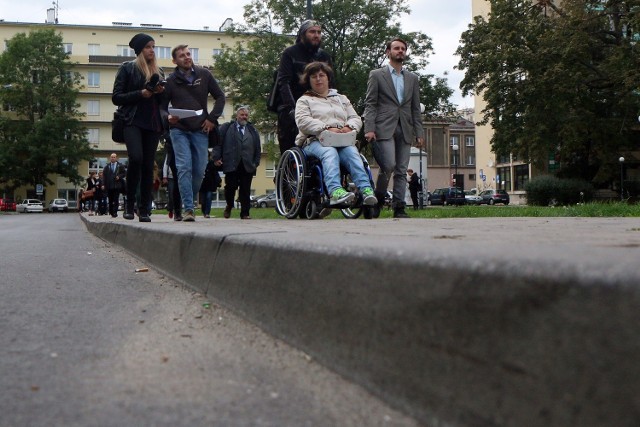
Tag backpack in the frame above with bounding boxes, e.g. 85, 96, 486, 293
266, 69, 280, 113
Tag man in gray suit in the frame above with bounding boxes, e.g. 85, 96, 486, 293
364, 38, 424, 218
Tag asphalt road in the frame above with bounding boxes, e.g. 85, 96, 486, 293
0, 213, 420, 427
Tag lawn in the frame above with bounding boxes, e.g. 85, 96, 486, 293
157, 202, 640, 220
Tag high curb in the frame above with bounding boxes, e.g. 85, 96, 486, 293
82, 215, 640, 427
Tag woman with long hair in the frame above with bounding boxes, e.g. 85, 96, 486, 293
112, 33, 165, 222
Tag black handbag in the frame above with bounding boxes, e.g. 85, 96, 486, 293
111, 111, 125, 143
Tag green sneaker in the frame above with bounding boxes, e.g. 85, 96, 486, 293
330, 188, 355, 205
361, 188, 378, 206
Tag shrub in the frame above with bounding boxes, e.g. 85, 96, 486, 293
525, 175, 594, 206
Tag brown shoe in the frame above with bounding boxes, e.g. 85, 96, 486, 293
241, 215, 251, 220
182, 210, 195, 222
223, 206, 232, 219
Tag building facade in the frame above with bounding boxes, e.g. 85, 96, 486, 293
0, 18, 279, 206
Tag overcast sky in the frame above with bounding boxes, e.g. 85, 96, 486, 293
0, 0, 474, 108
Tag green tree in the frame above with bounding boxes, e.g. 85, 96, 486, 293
0, 28, 93, 193
456, 0, 640, 185
213, 0, 454, 137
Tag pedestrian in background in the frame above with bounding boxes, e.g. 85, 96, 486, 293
214, 106, 261, 220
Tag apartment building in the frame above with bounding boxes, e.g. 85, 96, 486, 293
0, 18, 278, 205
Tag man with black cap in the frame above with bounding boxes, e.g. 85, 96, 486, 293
275, 20, 332, 154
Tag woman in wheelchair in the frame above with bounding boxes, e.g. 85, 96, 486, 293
294, 62, 377, 207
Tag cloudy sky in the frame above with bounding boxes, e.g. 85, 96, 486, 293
0, 0, 474, 107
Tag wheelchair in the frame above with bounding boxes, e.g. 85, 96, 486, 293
275, 146, 376, 220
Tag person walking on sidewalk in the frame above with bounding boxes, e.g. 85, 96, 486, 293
103, 153, 126, 218
213, 106, 261, 220
112, 33, 165, 222
274, 20, 332, 154
364, 37, 424, 219
161, 44, 225, 222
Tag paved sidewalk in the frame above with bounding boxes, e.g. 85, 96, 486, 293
82, 213, 640, 427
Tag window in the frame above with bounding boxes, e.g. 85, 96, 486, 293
496, 166, 511, 190
514, 164, 529, 191
466, 155, 475, 166
87, 100, 100, 116
155, 46, 171, 59
212, 48, 223, 57
465, 136, 475, 146
87, 128, 99, 145
450, 135, 459, 146
88, 44, 100, 55
190, 47, 199, 63
265, 159, 275, 178
468, 174, 476, 181
117, 45, 135, 57
87, 71, 100, 87
62, 43, 73, 54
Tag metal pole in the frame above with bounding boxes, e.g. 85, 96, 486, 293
306, 0, 312, 19
619, 157, 625, 201
419, 149, 423, 208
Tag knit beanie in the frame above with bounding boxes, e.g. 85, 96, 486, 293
129, 33, 154, 55
296, 20, 321, 43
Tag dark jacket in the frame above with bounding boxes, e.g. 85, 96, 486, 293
103, 162, 126, 192
160, 66, 225, 132
409, 173, 420, 192
213, 120, 261, 174
112, 61, 165, 125
276, 43, 332, 112
199, 160, 222, 193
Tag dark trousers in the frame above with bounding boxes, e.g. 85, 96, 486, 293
277, 109, 297, 154
410, 189, 419, 209
107, 189, 120, 216
124, 125, 160, 215
224, 163, 254, 217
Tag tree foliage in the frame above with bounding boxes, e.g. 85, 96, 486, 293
456, 0, 640, 185
0, 28, 93, 192
213, 0, 454, 134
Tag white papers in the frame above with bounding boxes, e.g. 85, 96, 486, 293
169, 108, 203, 119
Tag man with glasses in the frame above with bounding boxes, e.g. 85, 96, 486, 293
274, 20, 333, 154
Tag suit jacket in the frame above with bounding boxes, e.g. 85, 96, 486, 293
102, 161, 126, 192
363, 66, 424, 144
212, 120, 261, 175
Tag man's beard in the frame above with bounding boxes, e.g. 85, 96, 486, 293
302, 35, 321, 51
237, 119, 248, 126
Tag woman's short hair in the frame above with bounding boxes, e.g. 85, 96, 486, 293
299, 61, 334, 88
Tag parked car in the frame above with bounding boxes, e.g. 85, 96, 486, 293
479, 189, 510, 205
428, 187, 466, 206
16, 198, 44, 213
254, 193, 277, 208
464, 190, 482, 205
48, 198, 69, 212
0, 198, 16, 212
249, 194, 264, 208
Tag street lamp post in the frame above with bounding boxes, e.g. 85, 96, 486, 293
619, 156, 625, 201
452, 144, 459, 188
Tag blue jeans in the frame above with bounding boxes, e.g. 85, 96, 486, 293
170, 128, 209, 212
302, 141, 372, 195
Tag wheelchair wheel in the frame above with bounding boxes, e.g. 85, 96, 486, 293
275, 148, 306, 219
341, 205, 363, 219
305, 200, 319, 219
